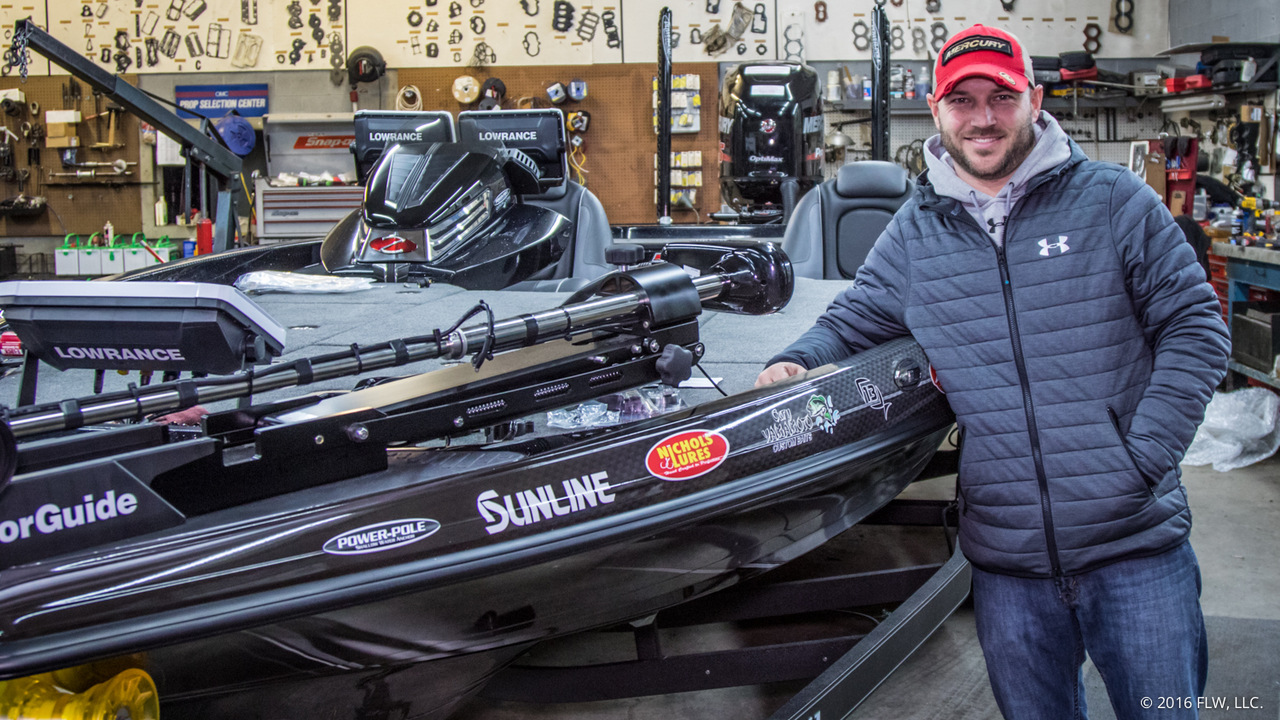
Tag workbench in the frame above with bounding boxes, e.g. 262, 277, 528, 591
1212, 241, 1280, 390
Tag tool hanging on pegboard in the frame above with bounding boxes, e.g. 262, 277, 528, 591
1083, 23, 1101, 54
751, 3, 767, 33
553, 1, 575, 32
1113, 0, 1133, 33
577, 10, 599, 41
852, 20, 870, 51
931, 22, 948, 53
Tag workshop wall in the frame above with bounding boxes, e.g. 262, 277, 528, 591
1168, 0, 1280, 46
0, 75, 143, 240
398, 63, 719, 226
3, 0, 1172, 79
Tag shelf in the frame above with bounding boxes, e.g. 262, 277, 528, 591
1158, 81, 1277, 101
1227, 359, 1280, 390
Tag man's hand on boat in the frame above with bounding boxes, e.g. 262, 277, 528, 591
755, 361, 807, 387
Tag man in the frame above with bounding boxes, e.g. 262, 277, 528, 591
757, 24, 1230, 720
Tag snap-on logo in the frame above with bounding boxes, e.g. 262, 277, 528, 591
645, 430, 729, 481
323, 519, 440, 555
370, 236, 417, 254
293, 134, 355, 149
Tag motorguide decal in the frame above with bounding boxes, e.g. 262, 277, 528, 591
323, 519, 441, 555
646, 430, 729, 481
0, 491, 139, 545
477, 472, 616, 535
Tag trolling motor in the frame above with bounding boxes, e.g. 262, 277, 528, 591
0, 242, 792, 443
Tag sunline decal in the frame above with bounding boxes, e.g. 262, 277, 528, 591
477, 472, 616, 535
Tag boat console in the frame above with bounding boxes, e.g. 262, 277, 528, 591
0, 281, 286, 406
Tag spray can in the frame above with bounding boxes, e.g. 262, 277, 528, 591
862, 76, 872, 100
196, 217, 214, 255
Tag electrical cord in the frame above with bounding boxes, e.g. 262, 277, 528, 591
568, 144, 589, 185
395, 85, 423, 111
694, 362, 726, 396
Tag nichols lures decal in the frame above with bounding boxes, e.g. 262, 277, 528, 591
645, 430, 730, 481
323, 519, 441, 555
761, 394, 845, 454
477, 472, 616, 535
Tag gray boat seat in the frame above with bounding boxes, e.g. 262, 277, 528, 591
506, 181, 614, 292
782, 161, 913, 280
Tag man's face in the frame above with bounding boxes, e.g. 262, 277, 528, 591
927, 76, 1044, 185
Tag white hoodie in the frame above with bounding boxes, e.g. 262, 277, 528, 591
922, 110, 1072, 248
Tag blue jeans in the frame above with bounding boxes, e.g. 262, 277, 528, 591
972, 540, 1208, 720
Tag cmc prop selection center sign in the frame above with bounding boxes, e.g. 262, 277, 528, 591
175, 84, 269, 119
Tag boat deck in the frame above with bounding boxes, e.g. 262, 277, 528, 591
0, 277, 853, 415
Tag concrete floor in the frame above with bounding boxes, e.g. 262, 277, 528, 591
454, 456, 1280, 720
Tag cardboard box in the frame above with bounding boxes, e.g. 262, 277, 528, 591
45, 135, 80, 148
46, 122, 74, 137
44, 110, 81, 124
1241, 105, 1264, 123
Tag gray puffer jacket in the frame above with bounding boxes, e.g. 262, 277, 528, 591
771, 141, 1231, 578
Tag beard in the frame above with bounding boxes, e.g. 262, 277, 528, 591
941, 116, 1037, 183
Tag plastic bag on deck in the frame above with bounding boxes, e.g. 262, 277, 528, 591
1182, 388, 1280, 472
235, 271, 375, 294
547, 385, 687, 429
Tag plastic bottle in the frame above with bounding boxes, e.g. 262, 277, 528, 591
1192, 189, 1208, 221
916, 65, 932, 99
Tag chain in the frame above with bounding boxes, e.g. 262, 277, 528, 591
8, 20, 31, 82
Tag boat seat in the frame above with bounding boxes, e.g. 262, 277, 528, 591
506, 181, 614, 292
782, 161, 914, 280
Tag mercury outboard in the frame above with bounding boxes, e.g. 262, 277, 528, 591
322, 110, 573, 289
718, 62, 824, 224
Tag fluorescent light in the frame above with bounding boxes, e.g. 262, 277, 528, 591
1160, 94, 1227, 112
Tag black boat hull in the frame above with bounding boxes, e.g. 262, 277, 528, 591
0, 338, 952, 717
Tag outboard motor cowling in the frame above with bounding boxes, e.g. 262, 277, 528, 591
719, 62, 824, 224
321, 141, 570, 289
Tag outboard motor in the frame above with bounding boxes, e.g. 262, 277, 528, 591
320, 140, 571, 289
324, 108, 578, 289
718, 62, 824, 224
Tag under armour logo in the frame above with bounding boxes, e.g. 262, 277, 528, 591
1038, 236, 1070, 256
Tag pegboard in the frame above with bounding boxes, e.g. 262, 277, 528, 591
0, 75, 144, 237
819, 106, 1166, 182
397, 62, 719, 226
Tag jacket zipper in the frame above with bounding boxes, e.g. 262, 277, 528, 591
995, 241, 1063, 578
925, 174, 1073, 578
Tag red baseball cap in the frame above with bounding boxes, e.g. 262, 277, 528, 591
933, 24, 1032, 98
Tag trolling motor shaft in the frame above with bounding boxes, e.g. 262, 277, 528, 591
5, 266, 728, 439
